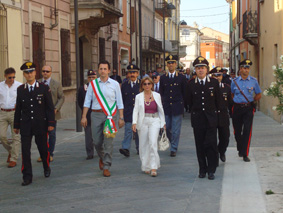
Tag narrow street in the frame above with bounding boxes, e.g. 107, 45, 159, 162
1, 112, 282, 213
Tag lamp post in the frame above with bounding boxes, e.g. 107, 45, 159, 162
74, 0, 82, 132
162, 2, 176, 70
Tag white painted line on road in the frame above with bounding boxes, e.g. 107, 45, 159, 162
220, 147, 267, 213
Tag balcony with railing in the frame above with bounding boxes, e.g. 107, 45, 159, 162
142, 36, 163, 53
243, 10, 258, 45
155, 0, 173, 17
70, 0, 123, 34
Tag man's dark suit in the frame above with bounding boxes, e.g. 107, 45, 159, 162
14, 82, 55, 182
187, 76, 221, 174
217, 83, 233, 156
110, 74, 122, 84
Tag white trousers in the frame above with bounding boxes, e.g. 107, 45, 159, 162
138, 117, 160, 171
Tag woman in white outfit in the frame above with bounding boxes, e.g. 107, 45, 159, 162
132, 77, 166, 177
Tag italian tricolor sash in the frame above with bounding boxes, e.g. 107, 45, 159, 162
91, 79, 118, 138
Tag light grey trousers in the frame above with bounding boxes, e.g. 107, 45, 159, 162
91, 112, 117, 170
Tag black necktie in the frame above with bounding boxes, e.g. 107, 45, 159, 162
200, 80, 204, 86
30, 86, 34, 94
44, 80, 48, 85
132, 82, 135, 88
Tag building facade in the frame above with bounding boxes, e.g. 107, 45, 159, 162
227, 0, 283, 122
179, 24, 202, 69
200, 36, 224, 69
0, 0, 23, 82
200, 27, 229, 68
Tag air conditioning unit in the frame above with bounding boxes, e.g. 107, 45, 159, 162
259, 0, 264, 3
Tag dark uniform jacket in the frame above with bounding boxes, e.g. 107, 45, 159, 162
78, 83, 92, 125
121, 79, 140, 123
159, 71, 187, 116
187, 76, 221, 128
218, 83, 233, 127
222, 75, 231, 85
110, 75, 122, 84
14, 82, 55, 136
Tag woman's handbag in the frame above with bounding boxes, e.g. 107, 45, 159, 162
158, 130, 170, 151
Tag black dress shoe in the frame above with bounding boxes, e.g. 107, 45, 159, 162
243, 156, 250, 162
198, 173, 206, 178
208, 173, 215, 180
220, 154, 226, 162
238, 152, 243, 157
170, 151, 176, 157
137, 150, 139, 155
119, 149, 130, 157
22, 180, 32, 186
86, 155, 94, 160
44, 167, 51, 177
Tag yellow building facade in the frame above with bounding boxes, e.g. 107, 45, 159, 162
228, 0, 283, 122
0, 0, 23, 82
259, 1, 283, 122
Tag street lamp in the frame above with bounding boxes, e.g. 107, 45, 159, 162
163, 2, 176, 70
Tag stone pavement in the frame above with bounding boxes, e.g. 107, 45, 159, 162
0, 111, 283, 213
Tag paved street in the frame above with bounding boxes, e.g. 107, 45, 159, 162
0, 111, 283, 213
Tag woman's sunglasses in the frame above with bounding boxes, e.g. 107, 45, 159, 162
143, 83, 151, 86
8, 76, 16, 79
42, 70, 51, 73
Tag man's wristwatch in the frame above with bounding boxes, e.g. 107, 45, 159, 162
119, 117, 124, 120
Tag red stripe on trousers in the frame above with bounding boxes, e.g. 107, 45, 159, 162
246, 108, 255, 156
47, 132, 50, 167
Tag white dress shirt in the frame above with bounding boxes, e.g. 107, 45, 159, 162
42, 77, 51, 86
84, 77, 124, 110
0, 80, 22, 109
197, 76, 207, 85
168, 71, 176, 78
131, 80, 137, 88
27, 82, 36, 92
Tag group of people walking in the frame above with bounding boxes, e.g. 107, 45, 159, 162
0, 53, 261, 185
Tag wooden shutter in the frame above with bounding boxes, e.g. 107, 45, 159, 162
32, 22, 45, 79
61, 29, 71, 87
99, 37, 105, 62
112, 40, 118, 71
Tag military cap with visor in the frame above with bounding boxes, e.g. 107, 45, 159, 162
193, 56, 209, 67
239, 59, 253, 67
127, 64, 139, 72
209, 66, 223, 74
20, 62, 36, 72
87, 69, 97, 76
165, 55, 178, 63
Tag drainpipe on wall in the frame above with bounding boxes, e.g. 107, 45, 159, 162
106, 25, 113, 41
50, 0, 58, 30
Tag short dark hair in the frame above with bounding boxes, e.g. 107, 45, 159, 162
98, 60, 111, 70
4, 67, 16, 75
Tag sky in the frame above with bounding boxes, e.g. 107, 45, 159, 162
180, 0, 230, 34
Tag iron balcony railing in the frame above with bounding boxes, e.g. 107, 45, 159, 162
243, 10, 258, 36
142, 36, 163, 53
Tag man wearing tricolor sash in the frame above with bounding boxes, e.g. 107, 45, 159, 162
81, 61, 124, 177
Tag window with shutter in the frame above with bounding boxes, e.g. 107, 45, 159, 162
99, 37, 106, 62
32, 22, 45, 79
61, 29, 71, 87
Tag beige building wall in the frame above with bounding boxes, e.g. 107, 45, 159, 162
1, 1, 23, 82
259, 0, 283, 123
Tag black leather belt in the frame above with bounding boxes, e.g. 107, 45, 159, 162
234, 103, 251, 107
